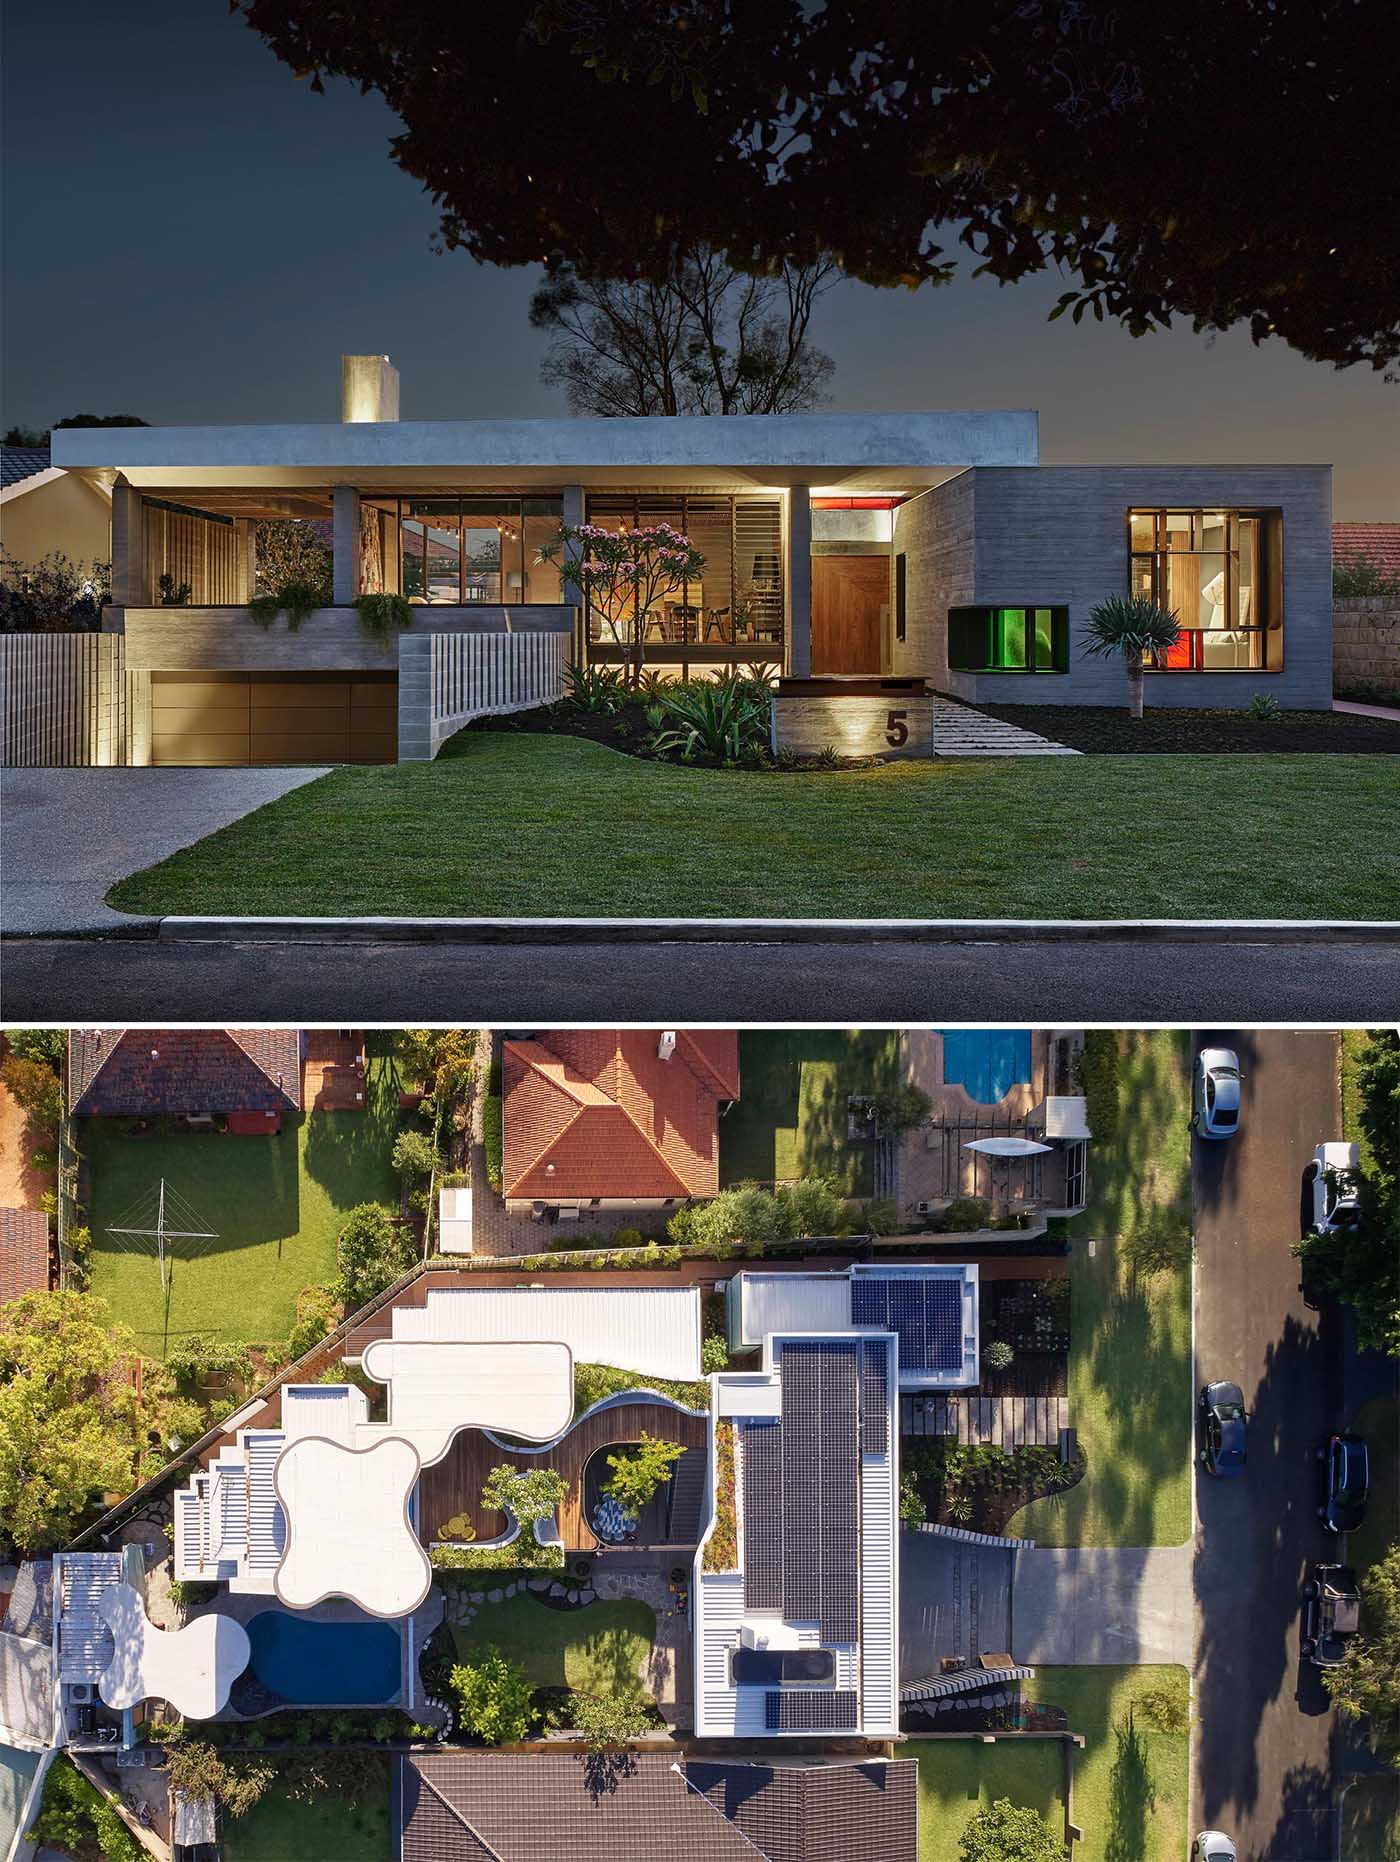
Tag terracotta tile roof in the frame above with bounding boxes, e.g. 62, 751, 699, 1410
398, 1753, 758, 1862
686, 1760, 919, 1862
1334, 523, 1400, 576
0, 1208, 51, 1303
503, 1030, 739, 1202
68, 1029, 302, 1117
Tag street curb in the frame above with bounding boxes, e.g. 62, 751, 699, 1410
150, 915, 1400, 945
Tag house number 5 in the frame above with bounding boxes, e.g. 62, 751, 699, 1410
885, 709, 909, 747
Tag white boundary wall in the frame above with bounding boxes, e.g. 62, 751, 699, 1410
398, 629, 568, 760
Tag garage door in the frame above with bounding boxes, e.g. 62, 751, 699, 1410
150, 674, 397, 766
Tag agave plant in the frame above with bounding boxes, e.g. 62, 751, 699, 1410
1081, 594, 1182, 718
649, 678, 771, 761
562, 663, 626, 715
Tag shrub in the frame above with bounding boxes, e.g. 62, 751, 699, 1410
482, 1093, 504, 1190
863, 1197, 902, 1236
1135, 1678, 1189, 1734
164, 1334, 255, 1387
167, 1580, 217, 1610
1075, 1030, 1120, 1146
868, 1081, 933, 1135
254, 518, 333, 601
682, 1183, 787, 1251
431, 1540, 564, 1572
703, 1420, 738, 1571
778, 1175, 847, 1238
573, 1360, 710, 1414
899, 1472, 927, 1526
4, 1029, 67, 1069
1248, 691, 1280, 721
562, 663, 626, 714
612, 1227, 643, 1248
336, 1201, 415, 1308
1122, 1206, 1192, 1278
701, 1332, 729, 1373
0, 550, 111, 632
648, 676, 770, 760
603, 1433, 685, 1513
288, 1281, 342, 1360
562, 1692, 659, 1751
940, 1197, 994, 1232
355, 591, 413, 644
0, 1054, 64, 1134
392, 1128, 438, 1182
958, 1796, 1067, 1862
1334, 554, 1400, 600
450, 1646, 538, 1744
982, 1340, 1016, 1371
28, 1756, 144, 1862
480, 1464, 567, 1528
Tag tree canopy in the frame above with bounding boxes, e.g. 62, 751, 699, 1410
958, 1796, 1067, 1862
1323, 1541, 1400, 1739
236, 1, 1399, 372
335, 1201, 415, 1310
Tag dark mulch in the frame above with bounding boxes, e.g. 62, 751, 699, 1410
454, 702, 872, 770
973, 701, 1400, 753
903, 1437, 1085, 1536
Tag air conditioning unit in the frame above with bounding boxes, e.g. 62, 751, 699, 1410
658, 1030, 677, 1061
68, 1682, 93, 1704
558, 1206, 581, 1221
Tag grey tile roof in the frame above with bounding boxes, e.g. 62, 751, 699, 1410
1, 446, 52, 489
686, 1759, 919, 1862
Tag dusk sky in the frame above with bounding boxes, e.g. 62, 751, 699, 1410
4, 0, 1395, 517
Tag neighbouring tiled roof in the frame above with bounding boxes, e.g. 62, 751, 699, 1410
503, 1029, 739, 1202
68, 1029, 302, 1117
0, 1207, 50, 1304
398, 1753, 760, 1862
1334, 523, 1400, 576
1, 444, 52, 489
686, 1760, 919, 1862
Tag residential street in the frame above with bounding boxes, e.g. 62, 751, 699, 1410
6, 936, 1400, 1022
1191, 1028, 1344, 1861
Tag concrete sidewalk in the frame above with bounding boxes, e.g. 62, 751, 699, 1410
1, 766, 327, 933
1012, 1544, 1194, 1666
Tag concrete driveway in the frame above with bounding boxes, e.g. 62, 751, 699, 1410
1011, 1544, 1193, 1666
900, 1528, 1015, 1684
0, 766, 327, 933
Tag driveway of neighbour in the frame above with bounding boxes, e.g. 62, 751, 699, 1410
1012, 1545, 1193, 1666
0, 767, 328, 933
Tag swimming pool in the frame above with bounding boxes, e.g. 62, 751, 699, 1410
938, 1029, 1033, 1105
245, 1612, 401, 1706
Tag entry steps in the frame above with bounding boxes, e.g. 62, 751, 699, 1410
932, 699, 1080, 757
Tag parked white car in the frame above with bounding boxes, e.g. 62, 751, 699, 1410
1191, 1835, 1238, 1862
1191, 1047, 1242, 1140
1306, 1142, 1362, 1233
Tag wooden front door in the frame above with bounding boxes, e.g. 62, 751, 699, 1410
811, 556, 888, 673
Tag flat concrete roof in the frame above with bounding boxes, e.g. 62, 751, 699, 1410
274, 1435, 430, 1618
98, 1583, 249, 1720
361, 1338, 574, 1447
51, 408, 1040, 493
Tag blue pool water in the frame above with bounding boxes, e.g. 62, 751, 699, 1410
245, 1612, 401, 1706
938, 1029, 1033, 1105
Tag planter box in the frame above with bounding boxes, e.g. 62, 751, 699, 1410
771, 676, 936, 759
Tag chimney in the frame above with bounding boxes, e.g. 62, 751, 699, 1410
341, 354, 400, 424
658, 1031, 677, 1061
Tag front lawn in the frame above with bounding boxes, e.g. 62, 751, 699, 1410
451, 1592, 657, 1702
1344, 1394, 1400, 1580
103, 733, 1400, 919
912, 1666, 1189, 1862
1342, 1774, 1400, 1862
720, 1029, 904, 1193
83, 1041, 401, 1353
1010, 1031, 1193, 1547
223, 1775, 390, 1862
1341, 1029, 1378, 1174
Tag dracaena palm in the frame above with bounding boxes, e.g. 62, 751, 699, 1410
1081, 594, 1182, 719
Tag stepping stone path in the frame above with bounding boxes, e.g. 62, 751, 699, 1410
931, 698, 1080, 757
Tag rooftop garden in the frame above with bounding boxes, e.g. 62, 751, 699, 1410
102, 731, 1400, 920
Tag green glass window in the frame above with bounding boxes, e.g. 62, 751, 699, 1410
948, 606, 1068, 672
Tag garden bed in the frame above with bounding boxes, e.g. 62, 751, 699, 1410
975, 701, 1400, 754
903, 1436, 1085, 1535
459, 696, 872, 770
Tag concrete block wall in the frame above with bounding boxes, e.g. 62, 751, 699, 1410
0, 633, 148, 766
398, 629, 569, 760
1333, 597, 1399, 690
895, 465, 1333, 709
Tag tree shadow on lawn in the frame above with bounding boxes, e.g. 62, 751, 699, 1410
794, 1030, 902, 1196
1104, 1716, 1156, 1862
299, 1047, 404, 1212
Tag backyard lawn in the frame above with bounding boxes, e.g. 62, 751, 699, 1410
451, 1593, 658, 1702
913, 1666, 1189, 1862
223, 1774, 390, 1862
83, 1042, 402, 1353
103, 732, 1400, 919
1011, 1030, 1194, 1547
720, 1029, 903, 1194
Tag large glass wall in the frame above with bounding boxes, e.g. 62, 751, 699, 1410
385, 497, 565, 604
1129, 508, 1282, 670
583, 494, 784, 669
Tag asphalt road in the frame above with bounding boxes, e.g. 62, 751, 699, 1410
1191, 1027, 1344, 1861
5, 936, 1400, 1022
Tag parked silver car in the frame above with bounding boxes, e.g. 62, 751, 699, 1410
1191, 1047, 1242, 1140
1191, 1834, 1238, 1862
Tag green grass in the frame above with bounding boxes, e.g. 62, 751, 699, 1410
103, 733, 1400, 919
223, 1778, 390, 1862
1345, 1395, 1400, 1580
1342, 1774, 1400, 1862
720, 1029, 903, 1193
1010, 1031, 1193, 1547
451, 1592, 658, 1701
83, 1043, 402, 1353
1341, 1030, 1378, 1174
912, 1667, 1189, 1862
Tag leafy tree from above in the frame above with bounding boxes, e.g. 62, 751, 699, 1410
603, 1432, 685, 1514
234, 1, 1399, 373
392, 1127, 438, 1183
1322, 1540, 1400, 1737
958, 1796, 1067, 1862
395, 1028, 478, 1108
1081, 596, 1182, 719
562, 1691, 657, 1752
52, 413, 149, 431
480, 1463, 567, 1529
778, 1175, 848, 1240
530, 249, 835, 416
164, 1740, 274, 1817
335, 1201, 415, 1310
0, 1054, 65, 1136
867, 1081, 933, 1137
0, 1290, 185, 1553
27, 1755, 144, 1862
4, 1029, 67, 1070
450, 1645, 538, 1744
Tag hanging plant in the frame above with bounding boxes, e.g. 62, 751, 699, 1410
248, 583, 324, 630
355, 592, 414, 645
248, 592, 281, 629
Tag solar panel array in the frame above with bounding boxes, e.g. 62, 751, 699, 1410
780, 1340, 859, 1643
764, 1689, 860, 1732
742, 1421, 784, 1611
850, 1275, 964, 1373
860, 1340, 889, 1454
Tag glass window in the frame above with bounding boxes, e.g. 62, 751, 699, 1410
393, 496, 564, 604
1129, 507, 1282, 671
948, 606, 1068, 672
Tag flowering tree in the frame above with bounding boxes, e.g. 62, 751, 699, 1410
538, 521, 705, 685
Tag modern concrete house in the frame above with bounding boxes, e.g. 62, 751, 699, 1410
42, 354, 1333, 765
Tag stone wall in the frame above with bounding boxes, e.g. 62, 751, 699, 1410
1333, 596, 1399, 692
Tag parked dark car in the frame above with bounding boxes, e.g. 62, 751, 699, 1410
1317, 1433, 1370, 1533
1198, 1381, 1248, 1477
1301, 1565, 1362, 1668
